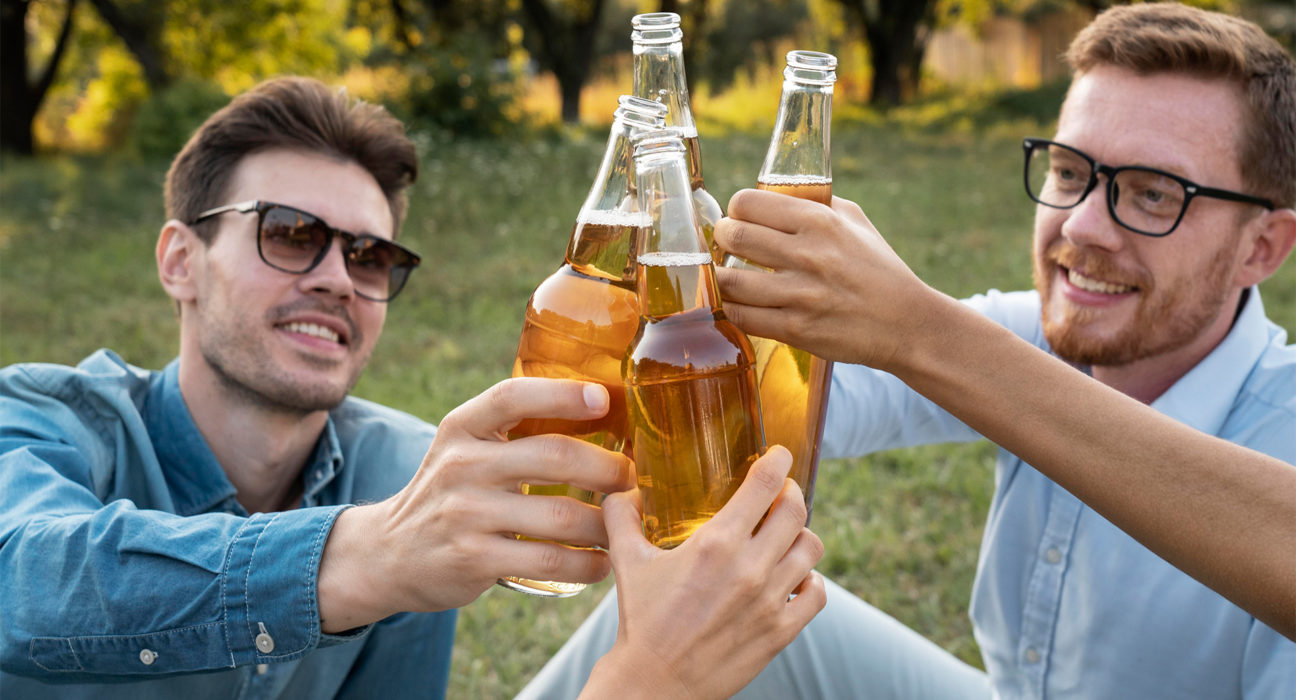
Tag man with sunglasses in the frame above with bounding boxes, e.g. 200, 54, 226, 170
0, 77, 826, 698
524, 3, 1296, 698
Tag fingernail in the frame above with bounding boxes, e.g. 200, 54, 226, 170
583, 383, 608, 413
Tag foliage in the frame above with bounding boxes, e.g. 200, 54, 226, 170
128, 78, 231, 159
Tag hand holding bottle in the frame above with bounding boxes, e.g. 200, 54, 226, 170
316, 378, 635, 631
578, 446, 826, 700
714, 189, 932, 373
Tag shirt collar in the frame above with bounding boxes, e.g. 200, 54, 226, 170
1149, 288, 1271, 435
145, 359, 346, 515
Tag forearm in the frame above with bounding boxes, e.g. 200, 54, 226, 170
0, 499, 350, 677
888, 290, 1296, 637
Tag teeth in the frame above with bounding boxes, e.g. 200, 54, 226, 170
1067, 269, 1134, 295
282, 322, 341, 343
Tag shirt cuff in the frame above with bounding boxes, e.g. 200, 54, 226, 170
221, 504, 353, 664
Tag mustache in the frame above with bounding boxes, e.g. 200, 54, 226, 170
265, 298, 362, 345
1045, 240, 1153, 291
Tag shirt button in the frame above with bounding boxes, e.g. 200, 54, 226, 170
256, 622, 275, 653
1045, 547, 1062, 564
1024, 647, 1041, 664
139, 648, 157, 665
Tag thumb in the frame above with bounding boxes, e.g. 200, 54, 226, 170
603, 489, 653, 566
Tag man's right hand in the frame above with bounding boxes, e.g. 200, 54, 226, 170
317, 378, 634, 632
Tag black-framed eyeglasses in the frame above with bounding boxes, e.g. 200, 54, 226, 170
1022, 138, 1274, 237
190, 200, 421, 302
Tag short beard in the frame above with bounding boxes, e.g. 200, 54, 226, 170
204, 346, 360, 415
198, 299, 368, 416
1035, 241, 1234, 367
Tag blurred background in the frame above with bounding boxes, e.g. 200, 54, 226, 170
2, 1, 1294, 697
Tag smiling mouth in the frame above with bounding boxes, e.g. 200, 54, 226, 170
279, 321, 343, 345
1065, 267, 1136, 295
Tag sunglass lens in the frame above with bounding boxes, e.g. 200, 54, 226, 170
348, 236, 418, 300
260, 207, 330, 272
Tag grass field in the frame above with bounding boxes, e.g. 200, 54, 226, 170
3, 102, 1293, 697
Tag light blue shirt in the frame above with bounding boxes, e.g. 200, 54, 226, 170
824, 288, 1295, 699
0, 350, 457, 699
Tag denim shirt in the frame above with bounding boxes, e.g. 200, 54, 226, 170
0, 350, 457, 699
824, 288, 1295, 699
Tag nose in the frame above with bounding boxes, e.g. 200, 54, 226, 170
299, 241, 355, 300
1058, 176, 1127, 253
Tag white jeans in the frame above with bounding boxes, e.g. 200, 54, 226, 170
517, 576, 991, 699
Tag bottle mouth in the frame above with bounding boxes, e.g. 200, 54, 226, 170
632, 129, 687, 159
632, 12, 682, 45
785, 50, 838, 86
615, 95, 668, 131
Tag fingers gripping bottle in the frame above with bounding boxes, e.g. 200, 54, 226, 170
625, 130, 765, 550
631, 12, 725, 265
498, 96, 667, 597
723, 50, 837, 522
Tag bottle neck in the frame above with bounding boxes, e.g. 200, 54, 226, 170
758, 79, 833, 184
635, 147, 721, 318
632, 41, 696, 133
567, 119, 651, 282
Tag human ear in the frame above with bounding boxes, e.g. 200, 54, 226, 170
157, 220, 200, 306
1235, 208, 1296, 288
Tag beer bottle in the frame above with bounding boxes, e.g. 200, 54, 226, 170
631, 12, 725, 265
625, 130, 765, 550
498, 96, 667, 597
723, 50, 837, 521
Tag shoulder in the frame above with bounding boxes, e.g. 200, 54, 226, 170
330, 396, 437, 485
1, 349, 155, 430
1228, 322, 1296, 461
331, 396, 437, 442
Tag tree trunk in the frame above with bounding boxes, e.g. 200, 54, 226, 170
839, 0, 934, 106
1, 0, 78, 155
87, 0, 171, 90
518, 0, 606, 124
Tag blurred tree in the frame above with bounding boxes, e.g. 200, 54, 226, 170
1, 0, 78, 154
658, 0, 708, 97
834, 0, 937, 105
517, 0, 607, 123
86, 0, 171, 89
347, 0, 523, 136
699, 0, 807, 93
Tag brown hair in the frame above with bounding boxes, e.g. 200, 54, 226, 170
165, 76, 418, 238
1066, 2, 1296, 208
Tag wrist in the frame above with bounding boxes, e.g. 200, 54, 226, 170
317, 504, 395, 633
580, 643, 693, 700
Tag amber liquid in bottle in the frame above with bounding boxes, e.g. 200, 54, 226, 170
745, 175, 834, 510
625, 251, 764, 549
502, 213, 646, 597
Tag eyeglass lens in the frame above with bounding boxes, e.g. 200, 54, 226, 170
258, 206, 414, 300
1026, 142, 1187, 235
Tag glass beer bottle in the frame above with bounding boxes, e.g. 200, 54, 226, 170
625, 130, 765, 550
631, 12, 725, 265
498, 96, 667, 597
723, 50, 837, 521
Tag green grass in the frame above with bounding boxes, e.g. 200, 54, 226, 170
3, 106, 1293, 697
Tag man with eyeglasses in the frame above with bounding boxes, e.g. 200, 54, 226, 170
523, 3, 1295, 699
0, 77, 826, 698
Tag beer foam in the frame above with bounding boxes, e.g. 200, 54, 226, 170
638, 251, 712, 266
578, 210, 653, 228
758, 174, 832, 187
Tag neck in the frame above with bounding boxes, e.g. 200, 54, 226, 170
1090, 290, 1244, 404
178, 353, 327, 515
